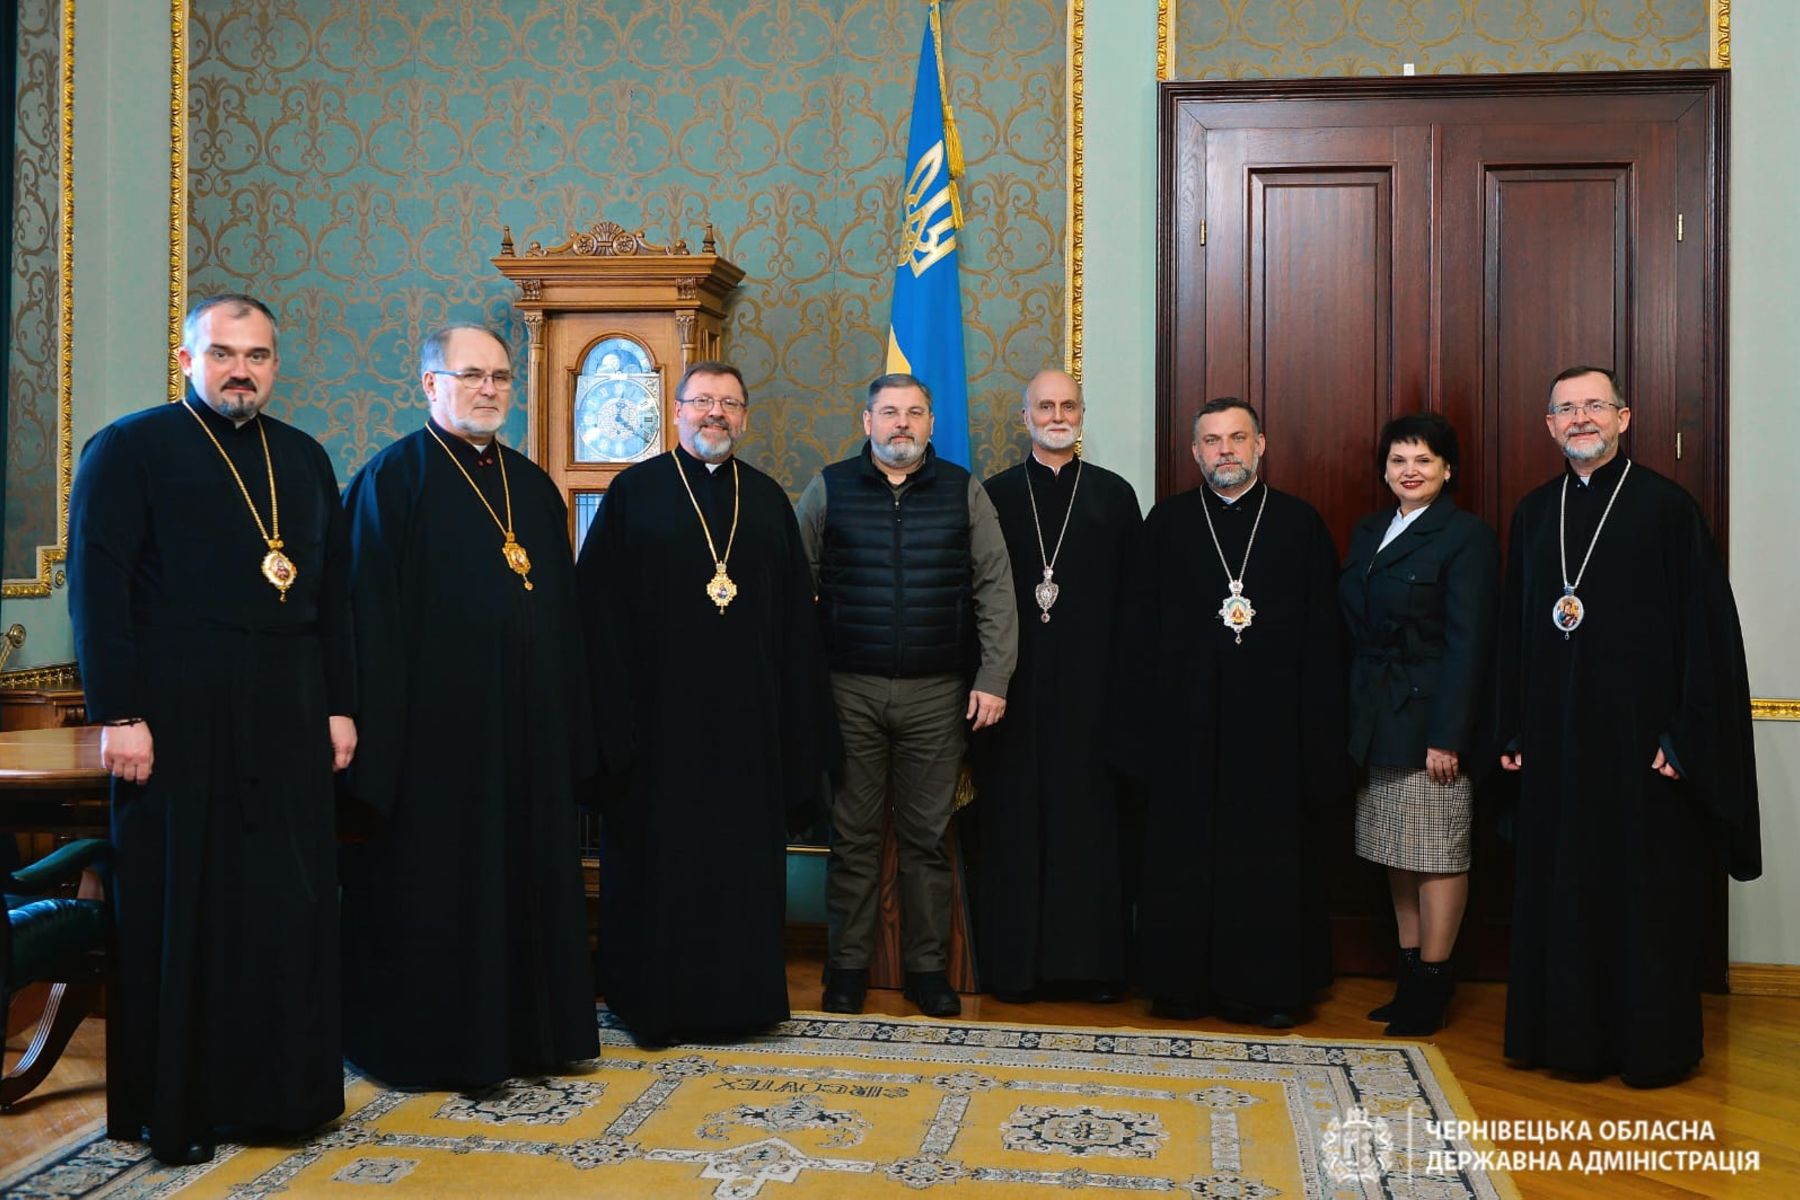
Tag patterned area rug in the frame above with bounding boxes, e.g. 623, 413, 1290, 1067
4, 1010, 1516, 1198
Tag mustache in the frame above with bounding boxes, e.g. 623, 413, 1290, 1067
225, 377, 256, 391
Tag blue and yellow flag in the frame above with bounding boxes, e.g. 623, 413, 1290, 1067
885, 1, 970, 468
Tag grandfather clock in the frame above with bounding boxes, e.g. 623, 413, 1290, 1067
492, 220, 744, 550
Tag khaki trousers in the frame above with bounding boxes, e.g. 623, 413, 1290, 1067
825, 672, 966, 972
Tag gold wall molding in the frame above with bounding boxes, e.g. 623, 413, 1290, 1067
166, 0, 188, 402
3, 0, 75, 600
1711, 0, 1730, 68
1065, 0, 1083, 377
1156, 0, 1173, 82
1751, 698, 1800, 721
0, 660, 80, 690
1728, 962, 1800, 996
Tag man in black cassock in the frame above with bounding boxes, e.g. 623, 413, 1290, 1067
969, 369, 1141, 1003
339, 324, 597, 1086
1497, 365, 1760, 1088
68, 295, 357, 1164
575, 360, 824, 1046
1118, 397, 1344, 1028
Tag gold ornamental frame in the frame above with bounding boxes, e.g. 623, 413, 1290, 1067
166, 0, 188, 401
2, 0, 76, 599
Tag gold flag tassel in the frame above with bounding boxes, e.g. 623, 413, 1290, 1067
931, 0, 965, 231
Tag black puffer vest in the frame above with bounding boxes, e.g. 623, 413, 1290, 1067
818, 444, 975, 677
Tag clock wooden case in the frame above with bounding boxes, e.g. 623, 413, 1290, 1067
492, 220, 744, 550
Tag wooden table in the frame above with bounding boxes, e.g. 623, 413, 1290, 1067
0, 726, 108, 851
0, 725, 113, 1109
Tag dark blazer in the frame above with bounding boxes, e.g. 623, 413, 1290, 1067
1339, 497, 1499, 767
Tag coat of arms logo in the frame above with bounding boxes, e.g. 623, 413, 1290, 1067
1320, 1104, 1396, 1185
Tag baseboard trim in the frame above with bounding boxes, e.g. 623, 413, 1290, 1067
1728, 961, 1800, 997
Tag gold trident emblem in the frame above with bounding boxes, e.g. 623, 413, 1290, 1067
901, 140, 957, 276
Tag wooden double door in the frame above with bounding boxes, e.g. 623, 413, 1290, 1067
1156, 72, 1729, 981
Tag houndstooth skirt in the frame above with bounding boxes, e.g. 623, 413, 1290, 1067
1354, 765, 1473, 873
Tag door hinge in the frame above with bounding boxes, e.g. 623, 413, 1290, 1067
1199, 219, 1207, 246
1677, 213, 1684, 242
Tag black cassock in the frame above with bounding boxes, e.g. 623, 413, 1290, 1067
576, 448, 824, 1045
340, 422, 597, 1087
968, 455, 1141, 993
68, 394, 354, 1149
1497, 456, 1760, 1079
1117, 482, 1345, 1010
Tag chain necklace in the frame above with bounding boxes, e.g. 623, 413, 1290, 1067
1554, 459, 1631, 638
1197, 482, 1269, 644
184, 403, 297, 601
425, 424, 533, 591
1024, 456, 1082, 623
670, 451, 741, 614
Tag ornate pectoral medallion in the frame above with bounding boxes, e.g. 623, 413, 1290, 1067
1218, 579, 1256, 644
1553, 588, 1584, 637
1034, 567, 1060, 623
261, 541, 297, 602
707, 561, 738, 613
502, 535, 534, 591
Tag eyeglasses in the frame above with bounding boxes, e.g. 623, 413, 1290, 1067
1549, 400, 1624, 419
681, 394, 747, 413
432, 369, 515, 389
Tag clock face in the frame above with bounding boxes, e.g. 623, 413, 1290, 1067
573, 337, 661, 463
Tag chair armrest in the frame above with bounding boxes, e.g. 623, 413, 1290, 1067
7, 839, 112, 896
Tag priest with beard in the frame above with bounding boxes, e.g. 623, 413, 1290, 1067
340, 324, 597, 1087
1497, 365, 1760, 1088
969, 369, 1142, 1003
1117, 397, 1344, 1027
68, 295, 356, 1165
575, 360, 825, 1046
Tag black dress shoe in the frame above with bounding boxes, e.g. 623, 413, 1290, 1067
1150, 997, 1207, 1021
904, 971, 962, 1018
1217, 999, 1300, 1029
992, 988, 1037, 1004
1082, 981, 1127, 1004
821, 967, 868, 1014
1621, 1064, 1695, 1089
152, 1139, 215, 1166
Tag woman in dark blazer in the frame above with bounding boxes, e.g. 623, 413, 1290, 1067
1339, 413, 1498, 1036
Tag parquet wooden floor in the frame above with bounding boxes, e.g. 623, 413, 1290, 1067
5, 956, 1794, 1197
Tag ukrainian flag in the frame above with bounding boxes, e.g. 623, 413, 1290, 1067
886, 0, 971, 468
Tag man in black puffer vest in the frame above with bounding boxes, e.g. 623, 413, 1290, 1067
797, 373, 1017, 1018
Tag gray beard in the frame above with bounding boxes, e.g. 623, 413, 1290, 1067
1561, 431, 1615, 463
872, 438, 924, 469
692, 427, 735, 462
1204, 461, 1252, 491
1032, 427, 1079, 452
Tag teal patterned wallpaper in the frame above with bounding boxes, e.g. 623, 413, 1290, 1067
1174, 0, 1711, 77
6, 0, 61, 580
187, 1, 1066, 493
